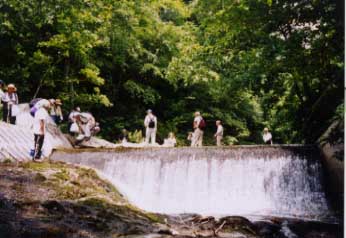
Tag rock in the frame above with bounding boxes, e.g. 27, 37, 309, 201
215, 216, 257, 236
253, 221, 282, 238
42, 200, 66, 213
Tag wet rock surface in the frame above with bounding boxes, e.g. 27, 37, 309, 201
0, 161, 161, 238
0, 161, 342, 238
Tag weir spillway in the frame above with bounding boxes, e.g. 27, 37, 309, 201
51, 146, 334, 221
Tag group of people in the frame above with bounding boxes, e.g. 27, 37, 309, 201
0, 78, 273, 159
67, 106, 100, 142
143, 110, 224, 147
0, 79, 101, 160
142, 109, 272, 147
30, 101, 100, 160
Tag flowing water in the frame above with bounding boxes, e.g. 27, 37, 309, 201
51, 146, 335, 221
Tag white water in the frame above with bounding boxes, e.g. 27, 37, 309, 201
96, 147, 332, 219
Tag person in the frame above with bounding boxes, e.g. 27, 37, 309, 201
119, 129, 129, 143
2, 84, 19, 124
75, 112, 99, 141
214, 120, 224, 146
263, 127, 273, 145
144, 109, 157, 145
163, 132, 177, 147
50, 99, 63, 124
0, 80, 5, 119
187, 132, 194, 147
32, 99, 50, 161
192, 111, 205, 147
68, 107, 81, 134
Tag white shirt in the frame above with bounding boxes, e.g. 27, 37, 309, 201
33, 108, 49, 135
68, 111, 79, 122
216, 125, 223, 137
164, 137, 177, 147
2, 92, 18, 104
144, 114, 157, 129
194, 116, 202, 128
263, 132, 272, 142
0, 89, 4, 99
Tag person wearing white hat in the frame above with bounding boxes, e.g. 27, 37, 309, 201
192, 111, 205, 147
2, 84, 18, 124
144, 109, 157, 145
32, 99, 50, 161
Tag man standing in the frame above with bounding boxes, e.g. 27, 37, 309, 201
144, 109, 157, 145
262, 127, 273, 145
214, 120, 224, 146
32, 99, 50, 161
192, 111, 205, 147
2, 84, 19, 124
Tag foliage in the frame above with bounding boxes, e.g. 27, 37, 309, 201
128, 130, 144, 143
0, 0, 343, 144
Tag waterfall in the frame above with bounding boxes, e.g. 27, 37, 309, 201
51, 146, 334, 221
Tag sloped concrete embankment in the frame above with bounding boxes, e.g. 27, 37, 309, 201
0, 104, 72, 161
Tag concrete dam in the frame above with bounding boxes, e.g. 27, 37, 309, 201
51, 146, 336, 222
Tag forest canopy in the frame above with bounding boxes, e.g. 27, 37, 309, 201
0, 0, 344, 145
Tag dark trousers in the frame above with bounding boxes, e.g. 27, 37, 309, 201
2, 103, 16, 124
33, 134, 45, 159
51, 115, 61, 125
265, 140, 272, 145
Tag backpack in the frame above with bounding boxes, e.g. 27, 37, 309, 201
148, 118, 155, 128
198, 118, 206, 130
29, 98, 43, 117
30, 106, 38, 117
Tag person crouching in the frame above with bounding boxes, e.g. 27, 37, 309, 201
32, 99, 50, 161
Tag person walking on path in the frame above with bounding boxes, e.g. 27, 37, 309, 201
214, 120, 224, 146
32, 99, 50, 161
192, 111, 205, 147
2, 84, 19, 124
144, 109, 157, 145
262, 127, 273, 145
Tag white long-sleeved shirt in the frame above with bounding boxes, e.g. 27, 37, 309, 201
263, 132, 272, 143
2, 92, 18, 105
194, 116, 202, 129
0, 89, 4, 100
215, 125, 224, 137
144, 114, 157, 129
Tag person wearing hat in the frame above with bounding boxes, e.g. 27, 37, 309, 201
262, 127, 273, 145
144, 109, 157, 145
32, 99, 50, 161
49, 98, 63, 124
2, 84, 18, 124
192, 111, 205, 147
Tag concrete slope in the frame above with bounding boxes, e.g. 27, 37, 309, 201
0, 104, 72, 161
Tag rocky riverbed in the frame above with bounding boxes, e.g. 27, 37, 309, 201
0, 161, 342, 238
